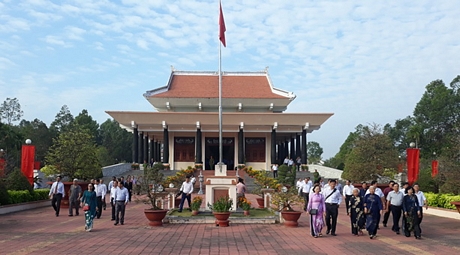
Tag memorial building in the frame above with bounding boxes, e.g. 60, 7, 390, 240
106, 69, 333, 171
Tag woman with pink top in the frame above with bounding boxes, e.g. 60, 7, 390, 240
307, 184, 326, 238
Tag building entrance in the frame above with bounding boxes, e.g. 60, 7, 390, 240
205, 137, 235, 171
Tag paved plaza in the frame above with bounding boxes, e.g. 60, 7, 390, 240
1, 194, 459, 255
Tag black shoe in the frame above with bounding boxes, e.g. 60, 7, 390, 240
114, 222, 118, 226
178, 211, 182, 213
56, 213, 59, 217
68, 215, 73, 217
76, 213, 79, 216
121, 223, 124, 225
111, 219, 115, 221
396, 231, 400, 235
383, 223, 387, 227
331, 233, 337, 236
326, 230, 330, 235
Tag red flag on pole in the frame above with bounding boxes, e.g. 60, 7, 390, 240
21, 144, 35, 185
406, 148, 420, 185
431, 160, 439, 177
219, 1, 226, 47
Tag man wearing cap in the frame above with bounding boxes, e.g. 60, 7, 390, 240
68, 179, 82, 216
113, 181, 129, 225
178, 176, 194, 213
49, 176, 65, 217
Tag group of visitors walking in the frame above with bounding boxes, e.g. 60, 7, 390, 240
48, 176, 131, 232
304, 179, 427, 240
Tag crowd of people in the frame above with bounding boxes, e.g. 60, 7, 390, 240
299, 178, 427, 240
48, 175, 139, 232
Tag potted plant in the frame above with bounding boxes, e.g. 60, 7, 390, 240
238, 197, 251, 216
451, 201, 460, 214
139, 163, 168, 227
207, 196, 233, 227
244, 167, 280, 208
191, 196, 203, 215
271, 186, 304, 227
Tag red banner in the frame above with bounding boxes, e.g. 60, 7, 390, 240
406, 148, 420, 186
431, 160, 439, 177
21, 145, 35, 185
0, 158, 5, 177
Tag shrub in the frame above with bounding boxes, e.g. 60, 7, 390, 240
32, 189, 50, 201
0, 180, 10, 206
7, 190, 33, 204
6, 169, 33, 193
424, 192, 460, 210
277, 165, 295, 187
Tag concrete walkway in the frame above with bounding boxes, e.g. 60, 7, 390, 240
1, 191, 460, 255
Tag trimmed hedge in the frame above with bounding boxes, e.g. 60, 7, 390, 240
425, 192, 460, 210
3, 188, 50, 205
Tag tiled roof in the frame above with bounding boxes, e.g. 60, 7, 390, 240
151, 73, 288, 99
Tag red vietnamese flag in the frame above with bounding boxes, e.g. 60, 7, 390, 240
219, 1, 226, 47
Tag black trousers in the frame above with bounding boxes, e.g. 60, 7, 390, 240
383, 207, 391, 225
345, 195, 352, 214
302, 192, 309, 211
390, 205, 402, 232
96, 196, 103, 218
273, 170, 278, 178
325, 203, 339, 234
115, 201, 126, 224
51, 194, 62, 216
179, 193, 191, 211
111, 197, 116, 220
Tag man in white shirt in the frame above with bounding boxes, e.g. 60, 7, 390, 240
178, 176, 194, 213
283, 156, 289, 165
48, 176, 65, 217
342, 180, 354, 215
95, 179, 106, 219
271, 164, 278, 178
322, 179, 342, 236
100, 179, 108, 210
386, 183, 404, 234
301, 177, 312, 211
110, 180, 118, 221
113, 181, 129, 225
413, 184, 428, 226
108, 176, 116, 192
296, 178, 304, 195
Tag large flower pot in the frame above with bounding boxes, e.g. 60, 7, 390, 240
256, 197, 264, 209
281, 211, 302, 227
451, 202, 460, 214
213, 212, 231, 227
144, 209, 168, 227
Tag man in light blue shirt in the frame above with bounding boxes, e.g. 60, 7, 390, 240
113, 181, 129, 225
49, 176, 65, 217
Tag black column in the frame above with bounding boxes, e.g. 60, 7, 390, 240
238, 128, 244, 164
149, 138, 154, 163
143, 134, 148, 163
290, 137, 295, 159
277, 144, 281, 163
295, 134, 301, 158
301, 129, 307, 164
153, 141, 158, 162
138, 132, 143, 163
271, 129, 276, 164
157, 142, 161, 162
133, 127, 138, 163
284, 141, 289, 160
196, 128, 202, 163
163, 128, 169, 163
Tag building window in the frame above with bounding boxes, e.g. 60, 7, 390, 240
245, 138, 265, 162
174, 137, 195, 162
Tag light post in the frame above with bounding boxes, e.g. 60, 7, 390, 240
198, 169, 204, 194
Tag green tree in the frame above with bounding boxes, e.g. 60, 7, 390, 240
0, 97, 23, 125
99, 118, 132, 164
323, 126, 360, 170
45, 126, 101, 180
18, 119, 52, 163
0, 122, 23, 173
307, 141, 323, 164
384, 116, 416, 155
341, 124, 399, 182
74, 109, 100, 144
50, 105, 74, 138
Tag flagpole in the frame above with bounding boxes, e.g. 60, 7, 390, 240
218, 17, 223, 174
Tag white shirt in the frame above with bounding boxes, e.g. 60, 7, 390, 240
366, 187, 384, 198
272, 165, 278, 171
342, 184, 355, 196
114, 187, 129, 203
49, 181, 65, 198
302, 180, 312, 193
288, 159, 294, 166
108, 180, 114, 191
415, 191, 427, 207
322, 186, 342, 204
387, 190, 404, 206
283, 158, 289, 164
96, 183, 107, 198
180, 181, 194, 194
296, 180, 304, 189
110, 186, 118, 199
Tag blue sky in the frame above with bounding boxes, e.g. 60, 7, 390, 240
1, 0, 460, 159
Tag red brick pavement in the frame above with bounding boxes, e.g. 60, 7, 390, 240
1, 193, 459, 255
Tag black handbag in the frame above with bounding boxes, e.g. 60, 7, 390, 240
309, 209, 318, 215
